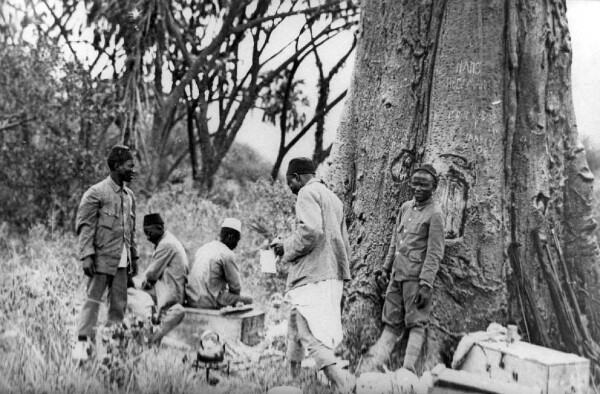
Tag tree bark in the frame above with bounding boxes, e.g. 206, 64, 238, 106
327, 0, 600, 371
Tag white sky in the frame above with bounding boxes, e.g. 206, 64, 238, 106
14, 0, 600, 171
568, 0, 600, 144
242, 0, 600, 172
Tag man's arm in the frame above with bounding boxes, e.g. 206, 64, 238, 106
419, 210, 445, 286
143, 243, 173, 284
221, 255, 241, 295
282, 187, 324, 263
75, 187, 101, 261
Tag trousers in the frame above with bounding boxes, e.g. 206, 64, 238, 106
382, 279, 432, 335
77, 268, 128, 339
286, 308, 338, 370
127, 288, 185, 337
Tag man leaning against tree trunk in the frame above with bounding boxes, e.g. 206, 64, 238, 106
358, 164, 445, 374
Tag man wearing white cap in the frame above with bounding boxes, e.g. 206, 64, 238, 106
185, 218, 253, 309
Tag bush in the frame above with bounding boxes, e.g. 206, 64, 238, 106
0, 180, 338, 393
0, 40, 118, 231
141, 179, 296, 299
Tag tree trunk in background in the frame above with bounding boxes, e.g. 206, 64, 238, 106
327, 0, 600, 370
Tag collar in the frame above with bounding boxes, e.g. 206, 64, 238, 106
305, 178, 320, 186
106, 175, 127, 194
154, 231, 168, 248
412, 197, 433, 210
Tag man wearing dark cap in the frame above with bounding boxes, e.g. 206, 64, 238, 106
73, 145, 139, 360
358, 164, 445, 374
270, 157, 353, 393
185, 218, 253, 309
127, 213, 189, 344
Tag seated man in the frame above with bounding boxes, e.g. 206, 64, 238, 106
127, 213, 189, 344
185, 218, 253, 309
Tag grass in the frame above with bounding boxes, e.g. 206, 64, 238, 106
0, 180, 333, 393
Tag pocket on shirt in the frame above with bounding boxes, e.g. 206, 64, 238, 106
96, 208, 117, 248
406, 250, 424, 277
408, 249, 424, 262
98, 207, 117, 229
408, 222, 427, 235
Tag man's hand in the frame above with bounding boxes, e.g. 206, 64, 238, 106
82, 256, 96, 277
375, 269, 391, 290
414, 285, 432, 309
132, 275, 146, 290
270, 237, 284, 257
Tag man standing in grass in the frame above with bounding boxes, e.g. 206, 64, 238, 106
270, 157, 353, 393
128, 213, 189, 344
73, 145, 139, 360
358, 164, 445, 374
185, 218, 253, 309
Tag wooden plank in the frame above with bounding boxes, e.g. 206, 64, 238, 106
434, 367, 541, 394
166, 307, 265, 346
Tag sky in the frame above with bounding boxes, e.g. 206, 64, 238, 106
237, 0, 600, 172
14, 0, 600, 171
568, 0, 600, 145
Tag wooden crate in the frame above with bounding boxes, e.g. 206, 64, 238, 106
166, 307, 265, 346
431, 364, 540, 394
460, 340, 589, 394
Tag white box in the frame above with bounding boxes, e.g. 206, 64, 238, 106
460, 339, 590, 394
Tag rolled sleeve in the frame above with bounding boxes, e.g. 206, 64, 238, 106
283, 188, 324, 263
419, 211, 445, 285
222, 256, 241, 295
75, 187, 101, 260
144, 244, 172, 283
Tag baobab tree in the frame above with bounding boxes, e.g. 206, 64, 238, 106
327, 0, 600, 374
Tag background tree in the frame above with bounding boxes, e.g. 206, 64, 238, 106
327, 0, 600, 376
261, 30, 357, 180
0, 40, 119, 230
77, 0, 358, 191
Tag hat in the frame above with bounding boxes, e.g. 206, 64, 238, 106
412, 164, 438, 183
107, 145, 133, 169
222, 218, 242, 233
143, 213, 164, 227
286, 157, 316, 175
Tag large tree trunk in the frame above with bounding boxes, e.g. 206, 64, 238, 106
327, 0, 600, 371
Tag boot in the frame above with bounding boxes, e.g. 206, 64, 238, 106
72, 337, 92, 362
323, 363, 355, 394
402, 327, 424, 372
357, 326, 400, 374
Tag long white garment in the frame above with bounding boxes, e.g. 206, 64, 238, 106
285, 279, 344, 349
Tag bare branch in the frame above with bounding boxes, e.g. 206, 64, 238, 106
283, 89, 347, 154
39, 0, 82, 68
0, 118, 34, 131
231, 0, 348, 34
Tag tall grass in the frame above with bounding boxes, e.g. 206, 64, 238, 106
0, 180, 332, 393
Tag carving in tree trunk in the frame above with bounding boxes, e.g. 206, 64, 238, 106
326, 0, 600, 374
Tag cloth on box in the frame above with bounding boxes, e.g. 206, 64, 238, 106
451, 323, 519, 369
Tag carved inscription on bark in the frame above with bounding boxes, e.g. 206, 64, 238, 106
426, 0, 506, 331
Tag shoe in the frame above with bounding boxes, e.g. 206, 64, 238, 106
72, 340, 91, 362
323, 364, 356, 394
